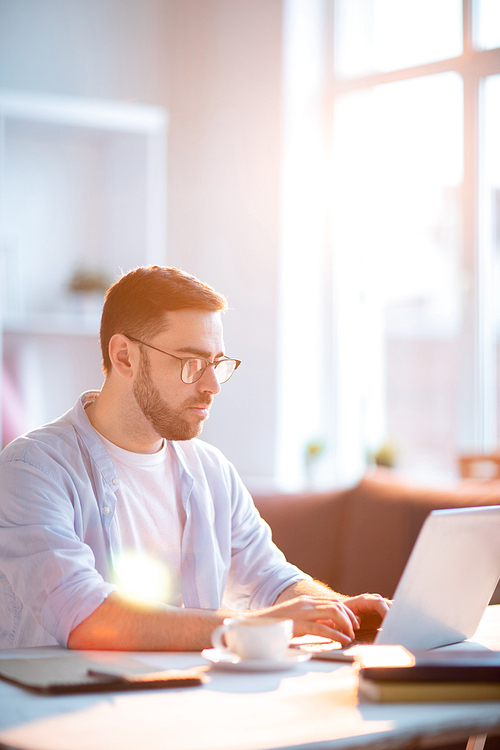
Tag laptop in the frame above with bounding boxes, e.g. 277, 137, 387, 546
362, 504, 500, 650
303, 505, 500, 657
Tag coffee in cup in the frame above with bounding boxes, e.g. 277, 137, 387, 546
211, 616, 293, 660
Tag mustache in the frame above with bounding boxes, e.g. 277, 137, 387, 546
185, 395, 213, 408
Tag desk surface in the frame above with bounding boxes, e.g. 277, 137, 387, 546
1, 607, 500, 750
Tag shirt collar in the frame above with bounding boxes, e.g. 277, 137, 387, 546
69, 391, 121, 491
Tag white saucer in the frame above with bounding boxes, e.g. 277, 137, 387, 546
201, 647, 312, 672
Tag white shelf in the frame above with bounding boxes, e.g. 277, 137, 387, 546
0, 91, 167, 133
3, 313, 101, 337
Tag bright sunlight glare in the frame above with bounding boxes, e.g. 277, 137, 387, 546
477, 0, 500, 50
335, 0, 462, 77
113, 551, 175, 603
332, 71, 462, 311
347, 645, 415, 668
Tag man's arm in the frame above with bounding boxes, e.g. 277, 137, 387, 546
67, 588, 377, 650
67, 592, 227, 651
274, 578, 348, 603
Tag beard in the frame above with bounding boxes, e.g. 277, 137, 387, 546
132, 354, 212, 441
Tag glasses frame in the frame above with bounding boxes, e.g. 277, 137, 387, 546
124, 335, 241, 384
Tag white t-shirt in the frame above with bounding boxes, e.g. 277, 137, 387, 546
96, 433, 185, 605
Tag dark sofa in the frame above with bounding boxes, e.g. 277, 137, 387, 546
253, 468, 500, 604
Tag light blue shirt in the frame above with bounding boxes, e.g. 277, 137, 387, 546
0, 392, 307, 649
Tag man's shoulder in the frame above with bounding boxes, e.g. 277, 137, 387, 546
0, 396, 92, 468
0, 411, 77, 465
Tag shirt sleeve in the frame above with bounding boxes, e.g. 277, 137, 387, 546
0, 452, 117, 646
223, 462, 311, 610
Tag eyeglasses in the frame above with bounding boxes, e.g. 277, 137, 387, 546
125, 335, 241, 384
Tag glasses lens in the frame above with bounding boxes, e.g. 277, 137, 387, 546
181, 359, 206, 384
214, 359, 236, 383
180, 358, 239, 384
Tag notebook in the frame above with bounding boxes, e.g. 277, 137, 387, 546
367, 504, 500, 650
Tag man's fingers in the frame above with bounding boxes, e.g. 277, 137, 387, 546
300, 600, 356, 639
345, 607, 361, 629
267, 594, 389, 641
343, 593, 392, 619
293, 619, 353, 643
319, 603, 359, 636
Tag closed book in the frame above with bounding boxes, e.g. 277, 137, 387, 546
358, 649, 500, 703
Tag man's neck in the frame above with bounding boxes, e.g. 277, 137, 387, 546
85, 385, 164, 454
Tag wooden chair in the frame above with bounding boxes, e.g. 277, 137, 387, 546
459, 454, 500, 480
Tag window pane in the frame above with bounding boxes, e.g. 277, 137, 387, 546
332, 73, 463, 479
334, 0, 463, 78
483, 76, 500, 443
476, 0, 500, 50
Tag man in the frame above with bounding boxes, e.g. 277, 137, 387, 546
0, 266, 389, 650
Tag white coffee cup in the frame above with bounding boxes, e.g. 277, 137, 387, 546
211, 617, 294, 660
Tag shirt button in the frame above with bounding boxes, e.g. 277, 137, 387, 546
112, 477, 120, 486
102, 507, 110, 515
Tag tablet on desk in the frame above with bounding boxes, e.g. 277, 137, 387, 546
0, 654, 206, 694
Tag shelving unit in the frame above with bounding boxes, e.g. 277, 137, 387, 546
0, 91, 168, 444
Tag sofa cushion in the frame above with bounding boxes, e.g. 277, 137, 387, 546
340, 472, 500, 600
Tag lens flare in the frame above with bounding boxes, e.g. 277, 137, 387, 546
113, 551, 175, 603
347, 645, 415, 668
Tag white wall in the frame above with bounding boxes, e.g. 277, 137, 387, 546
0, 0, 283, 489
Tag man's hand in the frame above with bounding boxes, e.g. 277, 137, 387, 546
252, 596, 361, 644
270, 582, 392, 643
342, 593, 391, 620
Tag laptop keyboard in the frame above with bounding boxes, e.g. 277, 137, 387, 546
349, 627, 380, 645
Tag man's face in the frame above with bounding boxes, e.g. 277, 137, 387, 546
132, 309, 225, 442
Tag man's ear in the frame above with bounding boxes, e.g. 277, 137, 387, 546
108, 334, 139, 379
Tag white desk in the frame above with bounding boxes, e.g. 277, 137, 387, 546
1, 607, 500, 750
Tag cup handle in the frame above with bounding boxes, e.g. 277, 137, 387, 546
211, 624, 230, 652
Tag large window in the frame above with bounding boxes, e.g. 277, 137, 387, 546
484, 74, 500, 443
278, 0, 500, 488
332, 72, 463, 478
330, 0, 500, 481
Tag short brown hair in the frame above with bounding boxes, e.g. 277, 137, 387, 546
100, 266, 227, 374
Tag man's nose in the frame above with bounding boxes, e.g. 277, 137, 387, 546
198, 363, 221, 395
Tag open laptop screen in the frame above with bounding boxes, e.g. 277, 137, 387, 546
374, 505, 500, 650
